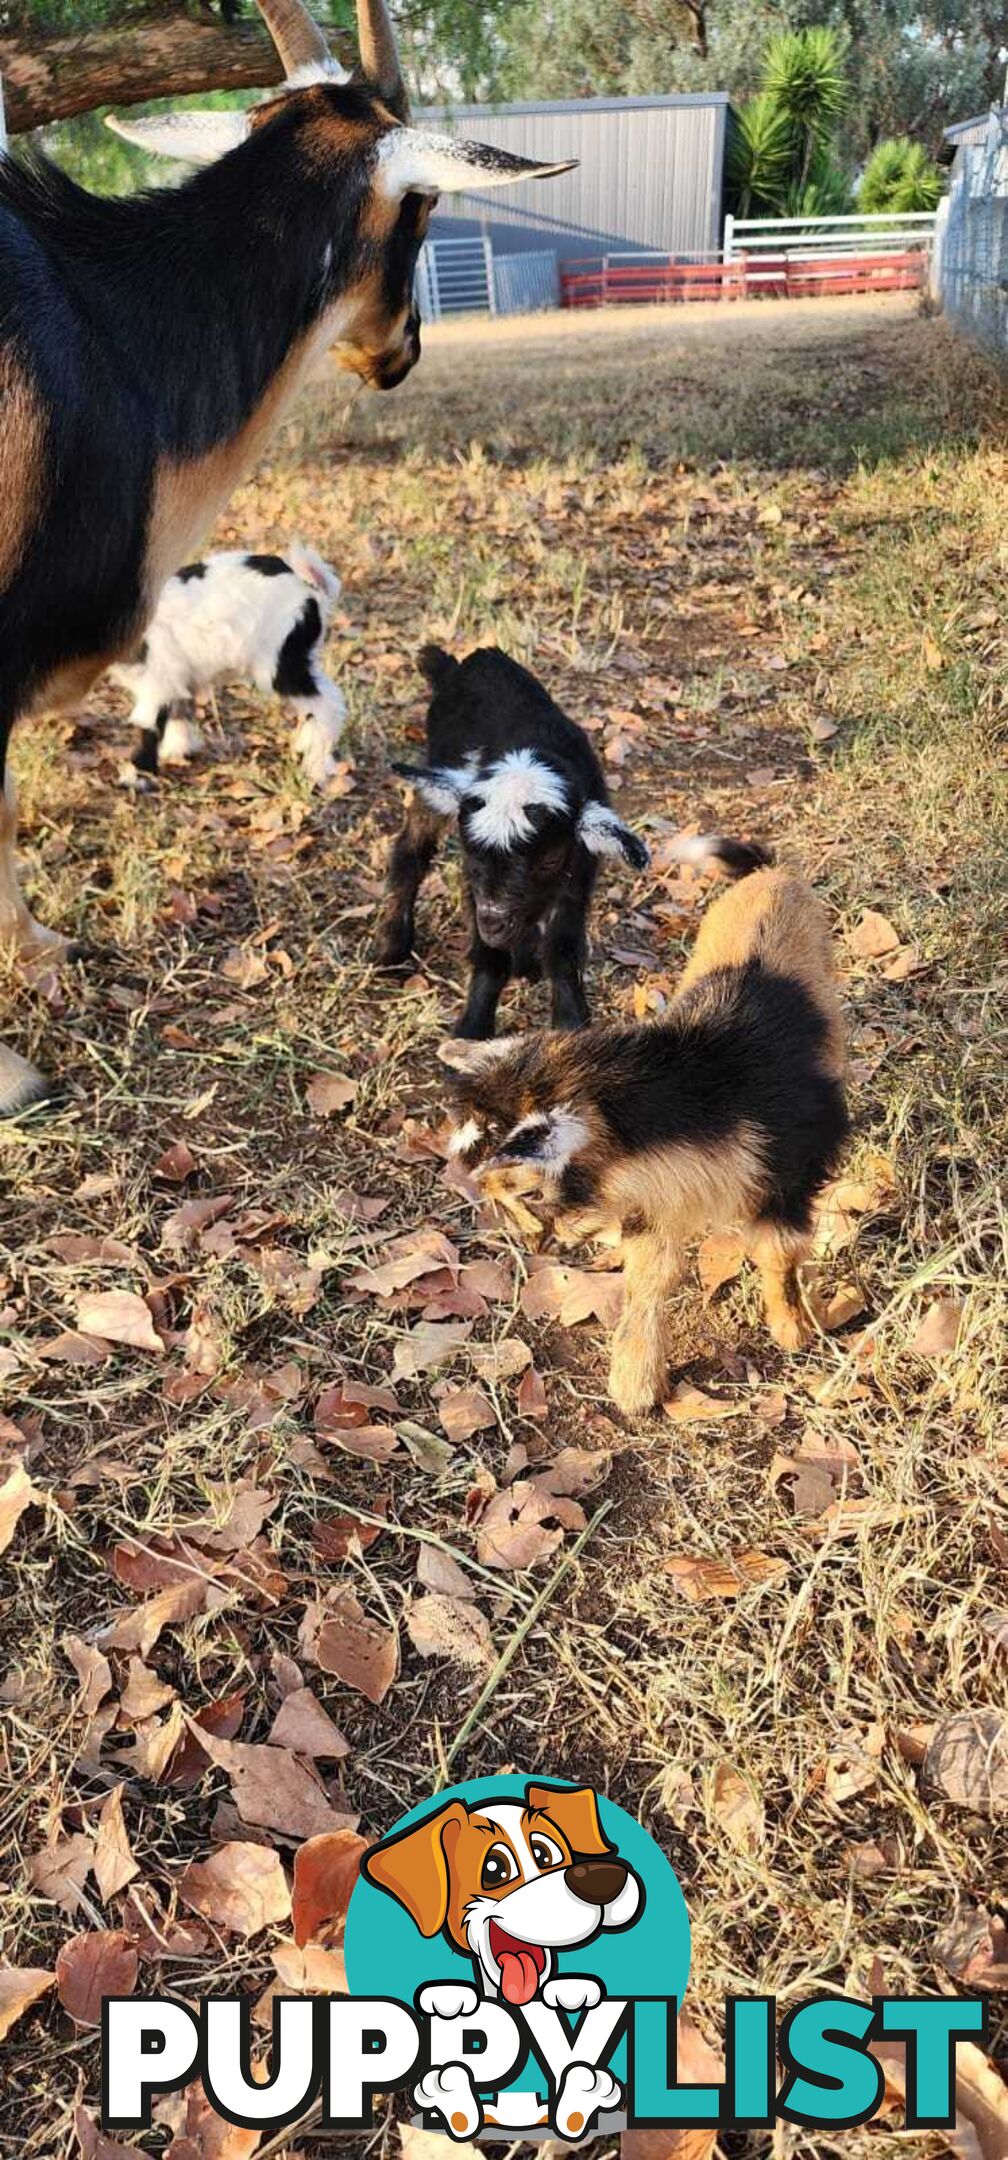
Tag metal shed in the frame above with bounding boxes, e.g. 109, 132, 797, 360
423, 93, 732, 268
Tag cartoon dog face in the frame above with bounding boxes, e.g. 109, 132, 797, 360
361, 1782, 643, 2004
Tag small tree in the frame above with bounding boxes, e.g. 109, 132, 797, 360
858, 136, 944, 214
728, 26, 852, 219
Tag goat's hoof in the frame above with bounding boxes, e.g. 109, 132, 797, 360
375, 941, 414, 973
608, 1346, 665, 1420
0, 1043, 59, 1118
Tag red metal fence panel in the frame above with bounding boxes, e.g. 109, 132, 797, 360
559, 250, 927, 310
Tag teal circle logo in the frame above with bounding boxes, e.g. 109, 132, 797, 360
345, 1773, 690, 2008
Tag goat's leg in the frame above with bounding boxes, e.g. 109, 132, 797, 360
608, 1223, 684, 1418
375, 798, 443, 968
456, 935, 511, 1038
0, 761, 72, 964
543, 891, 592, 1030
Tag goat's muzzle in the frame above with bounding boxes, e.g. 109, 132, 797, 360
370, 312, 421, 391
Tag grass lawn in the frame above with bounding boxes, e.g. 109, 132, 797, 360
2, 293, 1006, 2157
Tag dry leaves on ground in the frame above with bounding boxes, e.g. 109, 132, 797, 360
0, 1965, 55, 2041
305, 1070, 356, 1117
910, 1296, 965, 1358
0, 1456, 43, 1556
521, 1260, 624, 1329
925, 1711, 1008, 1817
291, 1828, 368, 1949
665, 1550, 788, 1602
178, 1841, 291, 1937
407, 1590, 492, 1668
55, 1931, 138, 2026
76, 1290, 164, 1355
186, 1718, 358, 1842
711, 1762, 764, 1855
301, 1591, 399, 1705
621, 2013, 726, 2160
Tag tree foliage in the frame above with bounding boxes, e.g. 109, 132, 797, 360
857, 133, 944, 210
728, 27, 853, 218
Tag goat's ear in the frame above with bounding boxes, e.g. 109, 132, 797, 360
577, 801, 650, 872
390, 761, 470, 817
106, 110, 250, 163
436, 1035, 522, 1075
376, 129, 577, 202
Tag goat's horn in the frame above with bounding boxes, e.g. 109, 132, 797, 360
257, 0, 332, 78
357, 0, 408, 115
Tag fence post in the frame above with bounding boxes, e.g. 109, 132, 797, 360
483, 233, 496, 316
723, 213, 735, 263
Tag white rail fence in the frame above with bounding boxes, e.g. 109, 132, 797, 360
724, 210, 936, 287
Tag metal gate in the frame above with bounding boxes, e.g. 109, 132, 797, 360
416, 236, 496, 321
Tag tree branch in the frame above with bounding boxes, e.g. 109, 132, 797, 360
0, 9, 295, 134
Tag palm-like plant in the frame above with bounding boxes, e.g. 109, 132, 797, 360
858, 136, 944, 214
727, 90, 795, 217
762, 26, 848, 191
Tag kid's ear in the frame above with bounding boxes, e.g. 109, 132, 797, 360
436, 1035, 522, 1075
391, 762, 470, 817
577, 801, 650, 871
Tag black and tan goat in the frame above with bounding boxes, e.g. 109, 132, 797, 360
0, 0, 573, 1112
440, 849, 849, 1416
378, 644, 650, 1037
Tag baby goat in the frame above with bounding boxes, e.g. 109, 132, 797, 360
441, 845, 849, 1417
111, 545, 346, 786
378, 644, 649, 1037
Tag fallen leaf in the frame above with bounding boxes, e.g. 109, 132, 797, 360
178, 1842, 291, 1938
476, 1482, 566, 1571
809, 714, 839, 743
292, 1828, 369, 1948
814, 1282, 866, 1332
392, 1319, 472, 1381
936, 1904, 1008, 1992
93, 1786, 139, 1902
74, 2105, 143, 2160
55, 1930, 138, 2025
664, 1551, 787, 1602
849, 909, 901, 960
305, 1070, 356, 1117
881, 942, 923, 981
266, 1688, 350, 1760
63, 1635, 113, 1717
0, 1456, 42, 1555
153, 1139, 198, 1182
184, 1719, 357, 1842
272, 1938, 348, 1993
873, 2036, 1008, 2160
407, 1592, 492, 1668
697, 1233, 746, 1303
436, 1385, 495, 1442
469, 1338, 532, 1382
664, 1382, 748, 1424
0, 1965, 54, 2041
401, 2131, 480, 2160
982, 1610, 1008, 1655
516, 1365, 548, 1419
29, 1830, 95, 1913
922, 628, 945, 672
825, 1725, 884, 1805
521, 1261, 623, 1329
164, 1692, 246, 1789
99, 1578, 207, 1658
925, 1710, 1007, 1817
711, 1762, 764, 1854
305, 1592, 399, 1705
909, 1297, 964, 1358
347, 1230, 459, 1299
119, 1658, 177, 1721
417, 1545, 474, 1599
76, 1290, 164, 1355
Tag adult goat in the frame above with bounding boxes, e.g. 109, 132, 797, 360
0, 0, 572, 1111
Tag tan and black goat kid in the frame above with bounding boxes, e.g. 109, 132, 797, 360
0, 0, 573, 1112
441, 845, 848, 1417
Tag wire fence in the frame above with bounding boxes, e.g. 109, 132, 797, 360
936, 107, 1008, 366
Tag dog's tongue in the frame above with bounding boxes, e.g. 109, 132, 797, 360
498, 1946, 542, 2006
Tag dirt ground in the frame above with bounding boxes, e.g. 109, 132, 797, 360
1, 293, 1006, 2158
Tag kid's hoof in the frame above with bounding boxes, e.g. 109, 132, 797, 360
0, 1043, 58, 1118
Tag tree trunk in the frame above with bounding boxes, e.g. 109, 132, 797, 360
683, 0, 708, 59
0, 10, 296, 135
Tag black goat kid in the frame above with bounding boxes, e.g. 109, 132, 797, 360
378, 645, 650, 1038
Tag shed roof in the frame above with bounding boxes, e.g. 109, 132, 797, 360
423, 92, 733, 122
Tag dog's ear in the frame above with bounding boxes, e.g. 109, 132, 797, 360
527, 1782, 612, 1858
360, 1801, 469, 1936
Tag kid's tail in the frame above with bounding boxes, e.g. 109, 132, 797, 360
287, 542, 342, 607
417, 642, 459, 691
667, 832, 774, 879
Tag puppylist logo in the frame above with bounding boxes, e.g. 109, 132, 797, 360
102, 1774, 989, 2143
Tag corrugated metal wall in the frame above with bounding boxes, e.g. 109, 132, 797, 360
424, 94, 729, 264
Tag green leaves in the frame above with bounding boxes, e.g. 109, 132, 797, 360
858, 136, 944, 215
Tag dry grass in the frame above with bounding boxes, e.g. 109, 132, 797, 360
1, 293, 1006, 2157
